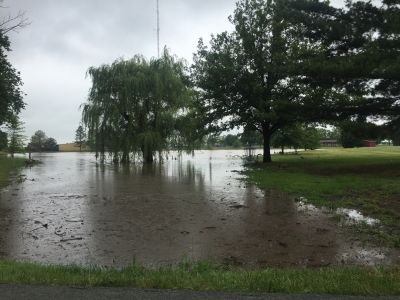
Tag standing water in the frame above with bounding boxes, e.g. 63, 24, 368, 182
0, 151, 397, 267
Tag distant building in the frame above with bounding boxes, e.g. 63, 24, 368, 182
319, 139, 340, 147
58, 143, 91, 152
362, 140, 377, 147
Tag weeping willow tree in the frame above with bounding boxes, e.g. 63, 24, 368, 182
81, 50, 198, 163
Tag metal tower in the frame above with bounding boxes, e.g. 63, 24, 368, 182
157, 0, 160, 58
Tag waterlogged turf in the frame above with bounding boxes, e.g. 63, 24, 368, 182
247, 147, 400, 247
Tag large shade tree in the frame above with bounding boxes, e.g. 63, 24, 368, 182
192, 0, 346, 162
343, 0, 400, 128
81, 50, 196, 163
295, 0, 400, 131
0, 30, 25, 127
0, 4, 28, 140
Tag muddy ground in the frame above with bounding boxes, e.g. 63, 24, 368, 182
0, 151, 398, 268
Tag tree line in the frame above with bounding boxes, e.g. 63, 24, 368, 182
1, 0, 399, 163
0, 126, 59, 157
80, 0, 399, 163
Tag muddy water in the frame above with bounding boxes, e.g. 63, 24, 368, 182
0, 151, 398, 268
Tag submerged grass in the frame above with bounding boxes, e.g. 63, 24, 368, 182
0, 260, 399, 296
246, 147, 400, 246
0, 154, 25, 188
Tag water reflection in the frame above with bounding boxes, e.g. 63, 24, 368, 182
0, 151, 397, 267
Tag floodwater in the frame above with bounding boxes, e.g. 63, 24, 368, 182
0, 151, 398, 268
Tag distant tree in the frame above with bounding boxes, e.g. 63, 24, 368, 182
29, 130, 47, 152
301, 126, 321, 151
75, 125, 86, 152
392, 129, 400, 146
43, 137, 58, 152
205, 134, 222, 149
240, 128, 263, 147
222, 134, 242, 148
0, 130, 7, 151
316, 127, 341, 141
386, 119, 400, 146
273, 124, 320, 153
6, 117, 25, 157
339, 121, 382, 148
272, 126, 303, 154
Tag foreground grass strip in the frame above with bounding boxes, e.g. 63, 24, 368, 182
0, 261, 399, 296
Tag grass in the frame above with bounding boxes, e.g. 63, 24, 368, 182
0, 154, 26, 188
0, 260, 399, 296
246, 146, 400, 246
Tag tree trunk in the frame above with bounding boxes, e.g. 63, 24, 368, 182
281, 145, 284, 155
113, 152, 119, 164
122, 150, 130, 164
143, 149, 154, 163
263, 132, 272, 163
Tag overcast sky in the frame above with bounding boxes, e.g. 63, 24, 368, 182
3, 0, 236, 143
3, 0, 345, 143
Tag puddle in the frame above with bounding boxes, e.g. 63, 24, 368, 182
0, 151, 398, 268
336, 208, 380, 226
297, 197, 380, 226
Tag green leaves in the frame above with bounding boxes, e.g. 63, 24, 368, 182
192, 0, 400, 162
81, 50, 197, 163
0, 31, 25, 127
192, 0, 344, 161
6, 117, 25, 156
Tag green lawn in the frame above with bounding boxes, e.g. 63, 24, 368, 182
0, 260, 399, 296
0, 154, 25, 188
246, 147, 400, 246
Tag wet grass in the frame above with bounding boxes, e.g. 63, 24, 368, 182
246, 147, 400, 246
0, 154, 26, 188
0, 260, 399, 296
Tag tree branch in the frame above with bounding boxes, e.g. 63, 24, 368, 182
0, 6, 30, 34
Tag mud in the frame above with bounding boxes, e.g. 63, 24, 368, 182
0, 151, 398, 268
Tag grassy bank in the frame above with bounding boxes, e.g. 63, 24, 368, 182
0, 260, 399, 296
0, 154, 25, 188
246, 147, 400, 245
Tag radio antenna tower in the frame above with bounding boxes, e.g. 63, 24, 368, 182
157, 0, 160, 58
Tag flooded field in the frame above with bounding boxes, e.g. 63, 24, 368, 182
0, 151, 398, 268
